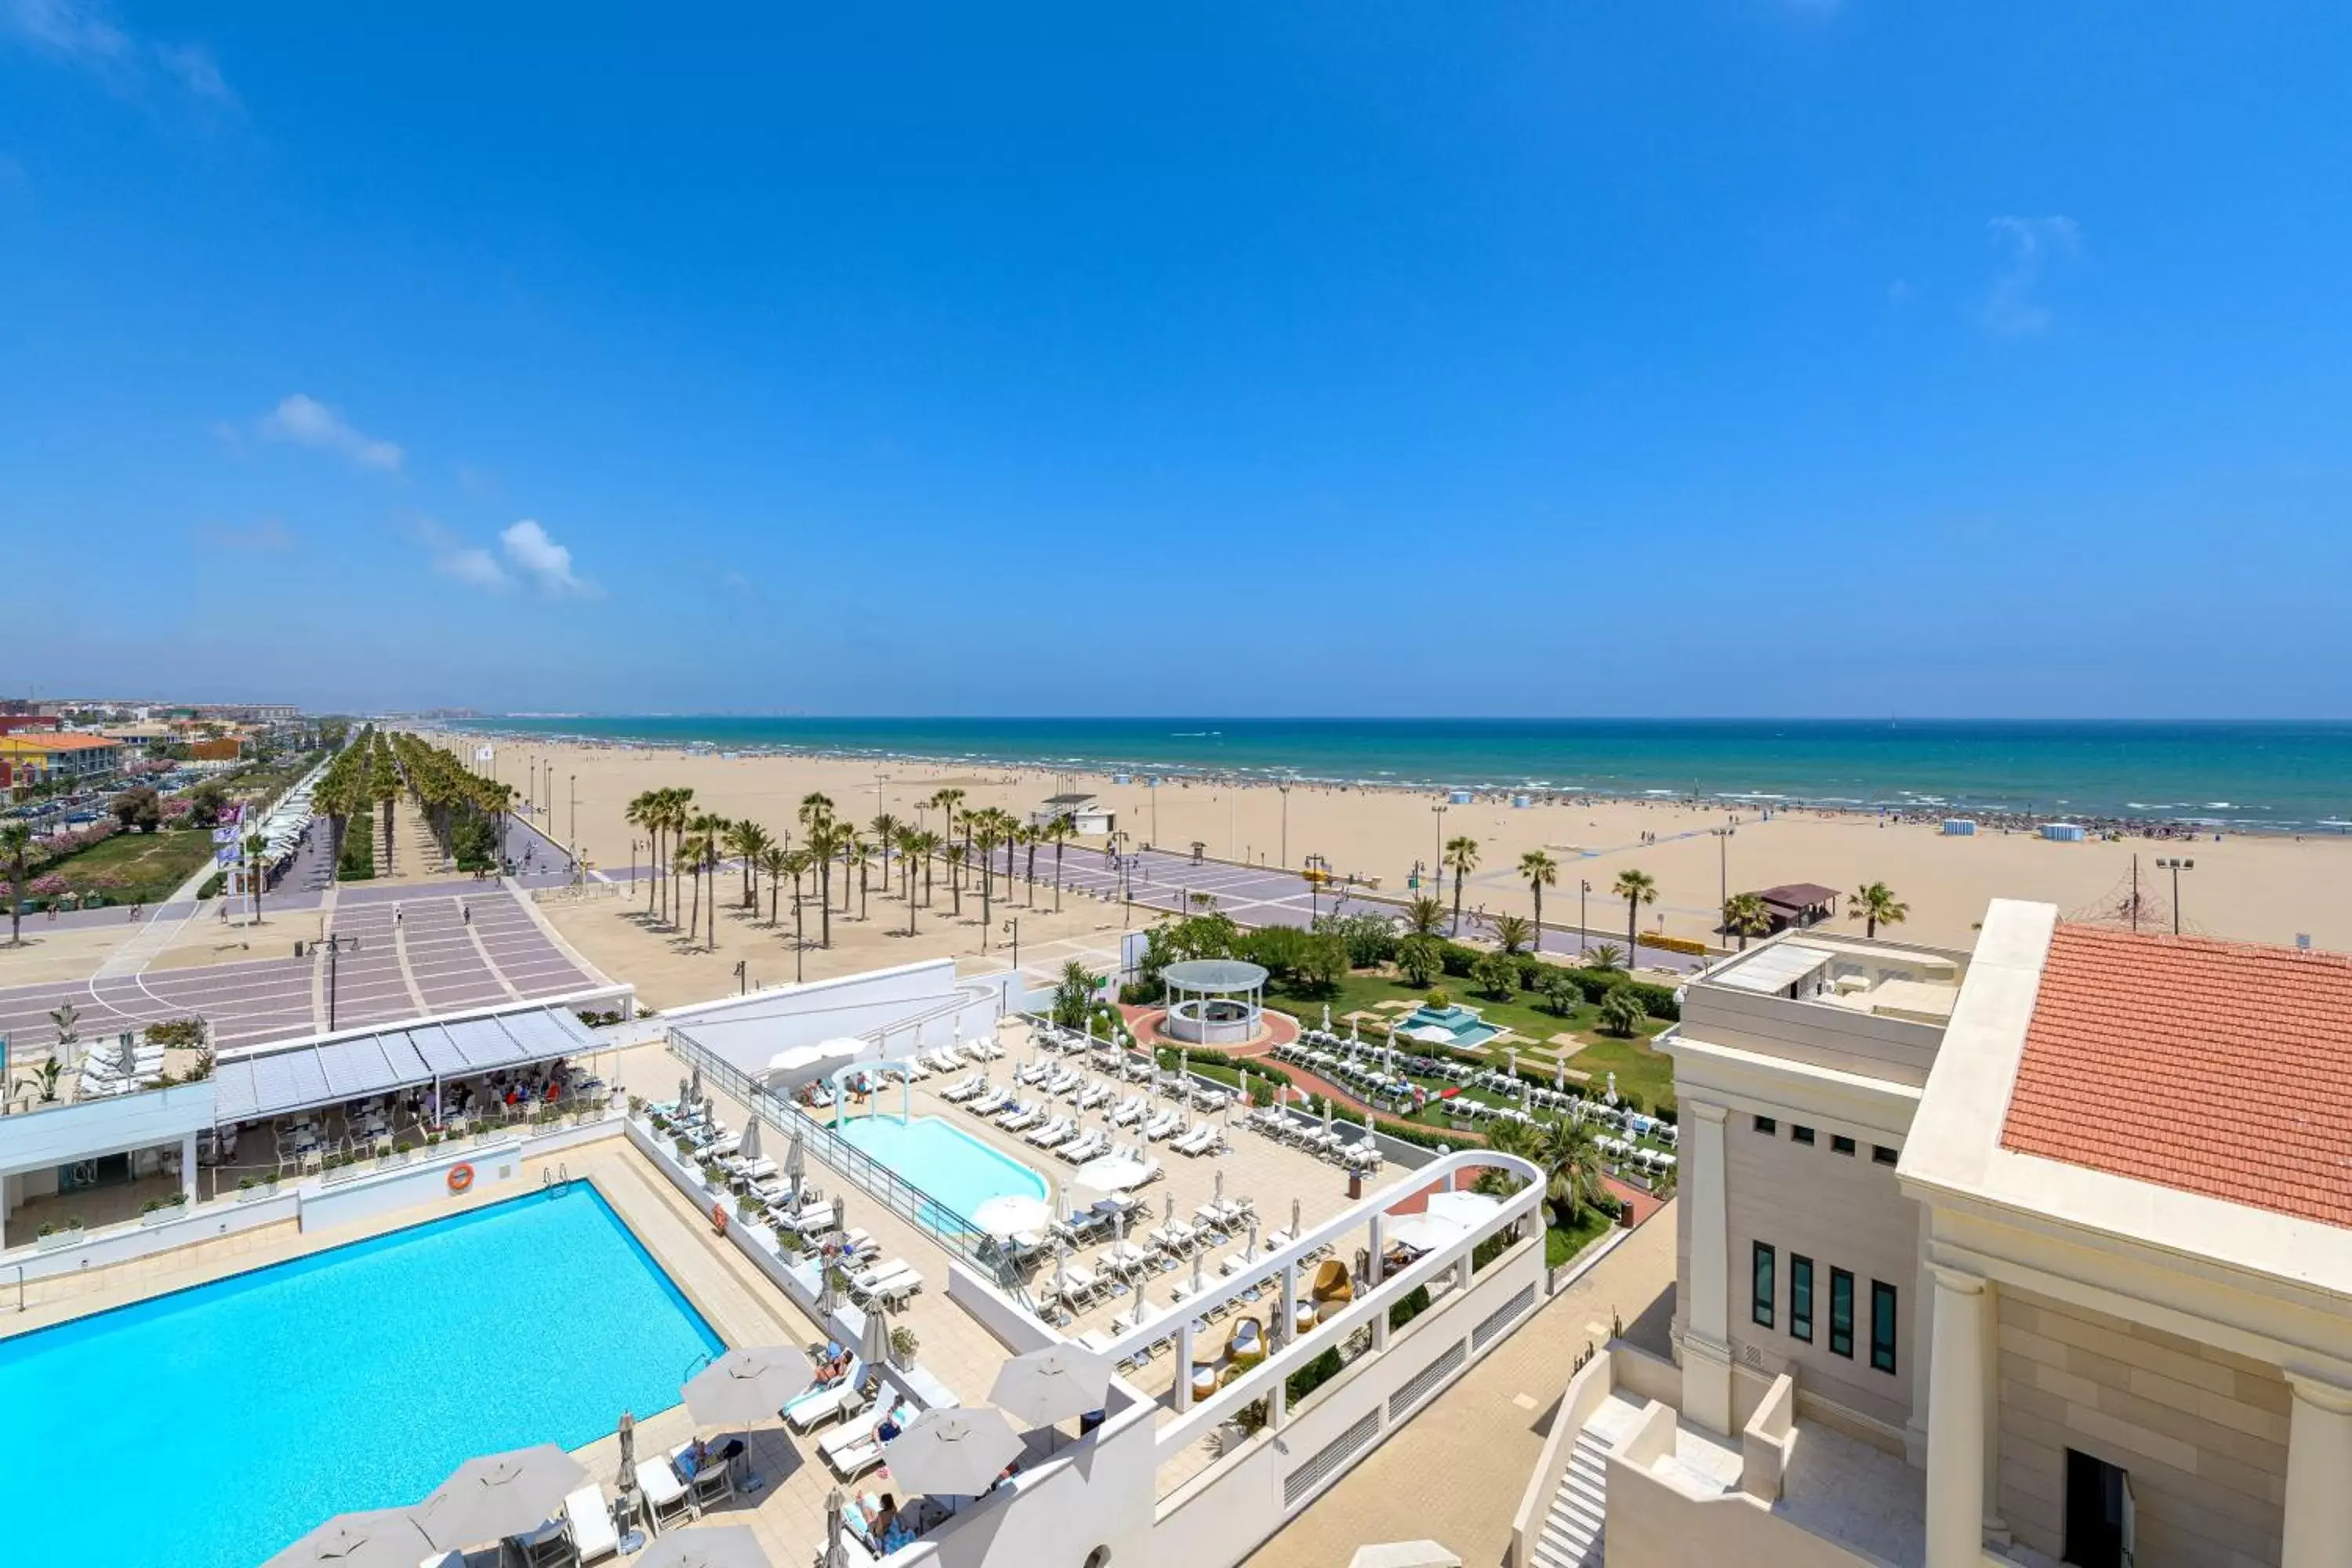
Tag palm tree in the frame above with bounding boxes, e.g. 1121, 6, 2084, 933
779, 846, 815, 956
1850, 881, 1910, 938
1443, 835, 1480, 935
1519, 849, 1558, 940
2, 821, 30, 946
1020, 821, 1042, 906
968, 811, 1003, 930
1584, 942, 1625, 974
625, 789, 661, 913
869, 812, 901, 885
848, 829, 871, 922
907, 827, 940, 906
1490, 913, 1536, 956
759, 845, 791, 924
1402, 894, 1446, 938
1612, 869, 1657, 964
685, 812, 728, 949
1041, 812, 1076, 911
804, 821, 844, 947
1599, 984, 1646, 1036
676, 827, 711, 943
1722, 891, 1770, 949
729, 820, 774, 910
245, 831, 269, 923
928, 788, 965, 911
1491, 1115, 1611, 1229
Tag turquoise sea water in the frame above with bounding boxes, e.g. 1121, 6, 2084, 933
456, 717, 2352, 830
834, 1112, 1047, 1223
0, 1182, 723, 1568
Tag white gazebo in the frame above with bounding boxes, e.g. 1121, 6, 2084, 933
1160, 959, 1269, 1047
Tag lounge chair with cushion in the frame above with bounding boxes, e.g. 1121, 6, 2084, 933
668, 1442, 735, 1513
1312, 1258, 1353, 1307
633, 1457, 692, 1534
1225, 1315, 1265, 1369
786, 1362, 869, 1432
562, 1487, 620, 1565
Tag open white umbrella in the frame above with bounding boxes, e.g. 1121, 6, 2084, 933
413, 1445, 587, 1552
884, 1406, 1025, 1497
684, 1346, 815, 1427
263, 1508, 438, 1568
1425, 1190, 1502, 1229
638, 1525, 774, 1568
1384, 1213, 1466, 1253
971, 1192, 1053, 1239
989, 1343, 1114, 1430
1073, 1152, 1152, 1194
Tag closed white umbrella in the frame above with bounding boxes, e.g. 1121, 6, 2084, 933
884, 1406, 1025, 1497
824, 1488, 850, 1568
413, 1445, 587, 1552
739, 1109, 764, 1163
1212, 1167, 1225, 1206
784, 1127, 805, 1198
263, 1508, 437, 1568
862, 1301, 892, 1374
638, 1525, 773, 1568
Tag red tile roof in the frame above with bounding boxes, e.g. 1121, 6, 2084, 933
0, 731, 120, 752
2002, 924, 2352, 1229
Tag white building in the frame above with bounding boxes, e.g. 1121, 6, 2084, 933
1514, 904, 2352, 1568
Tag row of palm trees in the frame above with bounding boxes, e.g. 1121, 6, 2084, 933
619, 784, 1087, 956
1442, 830, 1914, 960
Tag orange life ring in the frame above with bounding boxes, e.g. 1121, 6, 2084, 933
711, 1201, 730, 1233
447, 1163, 475, 1195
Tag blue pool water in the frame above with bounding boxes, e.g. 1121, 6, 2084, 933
0, 1181, 724, 1568
834, 1112, 1048, 1224
1402, 1004, 1501, 1049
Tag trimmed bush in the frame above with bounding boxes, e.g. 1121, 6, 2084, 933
1285, 1345, 1346, 1406
1388, 1283, 1434, 1331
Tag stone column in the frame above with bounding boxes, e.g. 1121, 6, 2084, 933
2282, 1373, 2352, 1568
180, 1132, 199, 1204
1681, 1099, 1734, 1434
1925, 1264, 1987, 1568
1174, 1319, 1196, 1412
1367, 1214, 1385, 1287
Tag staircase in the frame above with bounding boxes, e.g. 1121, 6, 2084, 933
1532, 1427, 1610, 1568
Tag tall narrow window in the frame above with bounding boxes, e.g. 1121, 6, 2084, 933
1871, 1281, 1899, 1374
1789, 1254, 1814, 1343
1751, 1242, 1776, 1329
1830, 1269, 1855, 1357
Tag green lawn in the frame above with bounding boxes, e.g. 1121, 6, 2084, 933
1548, 1206, 1619, 1267
34, 828, 219, 905
1262, 967, 1677, 1115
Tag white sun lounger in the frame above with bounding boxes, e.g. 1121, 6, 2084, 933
786, 1362, 869, 1432
968, 1088, 1010, 1116
633, 1457, 691, 1533
1026, 1118, 1075, 1148
998, 1105, 1043, 1132
563, 1486, 619, 1564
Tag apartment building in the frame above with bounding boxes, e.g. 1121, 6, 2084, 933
1515, 902, 2351, 1568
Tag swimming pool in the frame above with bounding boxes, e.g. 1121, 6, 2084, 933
834, 1112, 1049, 1225
0, 1181, 723, 1568
1401, 1002, 1501, 1049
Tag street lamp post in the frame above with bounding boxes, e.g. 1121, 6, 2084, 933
1277, 780, 1291, 869
2157, 857, 2194, 935
1003, 917, 1020, 976
1713, 826, 1735, 927
1579, 878, 1592, 955
1430, 802, 1448, 906
302, 933, 360, 1032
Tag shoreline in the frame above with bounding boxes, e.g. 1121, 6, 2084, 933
436, 721, 2340, 841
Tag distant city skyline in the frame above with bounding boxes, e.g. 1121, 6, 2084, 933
4, 4, 2350, 717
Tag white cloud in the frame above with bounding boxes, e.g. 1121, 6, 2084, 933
499, 519, 600, 598
437, 547, 510, 590
1, 0, 234, 104
1983, 215, 2081, 336
257, 394, 405, 472
153, 41, 234, 105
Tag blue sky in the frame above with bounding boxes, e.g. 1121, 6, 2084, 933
3, 2, 2349, 717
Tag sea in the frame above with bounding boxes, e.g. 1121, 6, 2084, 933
445, 717, 2352, 833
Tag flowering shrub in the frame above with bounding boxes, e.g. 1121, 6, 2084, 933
29, 873, 70, 898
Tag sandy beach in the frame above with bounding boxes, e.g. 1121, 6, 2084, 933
425, 731, 2352, 956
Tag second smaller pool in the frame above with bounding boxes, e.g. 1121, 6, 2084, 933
835, 1112, 1049, 1225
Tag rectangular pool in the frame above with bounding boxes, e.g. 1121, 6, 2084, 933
0, 1180, 724, 1567
834, 1112, 1048, 1226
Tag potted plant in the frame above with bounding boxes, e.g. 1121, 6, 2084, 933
889, 1325, 920, 1369
735, 1194, 760, 1221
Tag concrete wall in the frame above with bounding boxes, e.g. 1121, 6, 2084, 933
1995, 1286, 2289, 1567
298, 1139, 529, 1231
1708, 1103, 1920, 1434
1605, 1446, 1886, 1568
889, 1396, 1160, 1568
1680, 985, 1944, 1087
